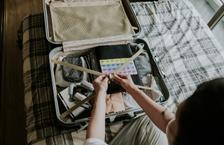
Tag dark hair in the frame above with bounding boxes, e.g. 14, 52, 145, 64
173, 78, 224, 145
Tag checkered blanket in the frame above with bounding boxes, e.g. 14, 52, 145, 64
131, 0, 224, 110
22, 0, 224, 144
22, 14, 133, 145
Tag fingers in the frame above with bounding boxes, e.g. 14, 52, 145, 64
113, 73, 123, 83
114, 73, 130, 79
116, 73, 128, 79
94, 75, 108, 83
126, 75, 133, 81
102, 76, 109, 83
112, 73, 130, 84
94, 73, 131, 87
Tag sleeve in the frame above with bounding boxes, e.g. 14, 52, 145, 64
83, 138, 108, 145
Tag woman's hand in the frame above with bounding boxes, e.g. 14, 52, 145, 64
93, 75, 109, 95
113, 73, 137, 93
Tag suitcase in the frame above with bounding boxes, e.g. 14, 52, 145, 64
44, 0, 169, 127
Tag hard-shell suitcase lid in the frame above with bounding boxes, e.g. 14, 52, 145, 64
43, 0, 141, 52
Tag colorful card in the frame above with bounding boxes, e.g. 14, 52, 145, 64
99, 58, 137, 75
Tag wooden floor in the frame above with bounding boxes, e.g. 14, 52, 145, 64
1, 1, 42, 145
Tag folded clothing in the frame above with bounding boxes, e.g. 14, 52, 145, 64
95, 44, 133, 59
106, 93, 125, 114
142, 74, 162, 101
122, 92, 140, 109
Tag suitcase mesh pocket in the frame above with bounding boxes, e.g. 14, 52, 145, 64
50, 0, 134, 41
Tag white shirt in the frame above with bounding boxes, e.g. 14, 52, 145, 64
84, 138, 108, 145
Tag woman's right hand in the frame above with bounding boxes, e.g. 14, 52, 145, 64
113, 74, 137, 92
93, 75, 108, 96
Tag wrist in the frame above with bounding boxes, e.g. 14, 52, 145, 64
126, 84, 139, 94
95, 91, 107, 101
96, 90, 107, 96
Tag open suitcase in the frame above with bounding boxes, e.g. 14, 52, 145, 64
43, 0, 169, 127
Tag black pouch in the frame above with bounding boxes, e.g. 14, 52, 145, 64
94, 44, 143, 94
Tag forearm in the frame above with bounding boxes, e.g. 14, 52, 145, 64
128, 86, 175, 132
87, 92, 106, 140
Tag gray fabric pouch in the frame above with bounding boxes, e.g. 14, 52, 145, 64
62, 56, 85, 82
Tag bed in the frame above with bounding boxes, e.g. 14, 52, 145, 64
21, 0, 224, 144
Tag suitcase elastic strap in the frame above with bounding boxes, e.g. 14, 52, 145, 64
52, 44, 155, 119
51, 43, 152, 91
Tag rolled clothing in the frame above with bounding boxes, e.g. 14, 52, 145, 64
134, 51, 152, 79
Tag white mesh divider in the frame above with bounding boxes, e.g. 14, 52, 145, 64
49, 0, 134, 42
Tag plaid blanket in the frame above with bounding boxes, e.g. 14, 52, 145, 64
131, 0, 224, 110
22, 0, 224, 144
22, 14, 135, 145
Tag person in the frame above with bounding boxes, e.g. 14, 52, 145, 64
84, 74, 224, 145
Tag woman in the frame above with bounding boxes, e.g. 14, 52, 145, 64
84, 74, 224, 145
